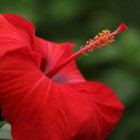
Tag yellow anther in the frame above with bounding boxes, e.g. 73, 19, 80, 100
81, 29, 114, 54
93, 29, 111, 40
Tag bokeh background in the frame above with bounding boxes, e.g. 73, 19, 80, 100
0, 0, 140, 140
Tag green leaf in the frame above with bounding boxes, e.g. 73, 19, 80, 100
0, 123, 12, 140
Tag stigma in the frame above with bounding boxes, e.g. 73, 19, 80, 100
46, 23, 127, 78
79, 23, 127, 55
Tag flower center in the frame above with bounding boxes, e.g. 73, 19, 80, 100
46, 23, 127, 78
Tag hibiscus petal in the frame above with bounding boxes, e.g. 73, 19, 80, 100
0, 49, 92, 140
0, 13, 124, 140
0, 13, 85, 84
65, 82, 124, 139
0, 14, 36, 57
3, 14, 35, 43
0, 48, 124, 140
0, 48, 51, 139
36, 37, 85, 83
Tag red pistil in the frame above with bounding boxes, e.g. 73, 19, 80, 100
113, 22, 128, 34
46, 23, 127, 78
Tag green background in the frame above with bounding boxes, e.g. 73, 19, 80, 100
0, 0, 140, 139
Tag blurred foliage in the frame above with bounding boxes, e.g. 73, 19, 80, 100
0, 0, 140, 139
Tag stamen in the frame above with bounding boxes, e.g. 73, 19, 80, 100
81, 29, 114, 54
46, 23, 127, 78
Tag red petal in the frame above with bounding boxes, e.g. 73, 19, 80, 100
0, 48, 50, 139
36, 37, 85, 83
66, 82, 124, 139
0, 48, 123, 140
0, 14, 37, 58
3, 14, 35, 43
0, 14, 124, 140
0, 14, 85, 83
0, 49, 92, 139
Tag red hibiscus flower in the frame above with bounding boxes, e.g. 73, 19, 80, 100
0, 14, 127, 140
